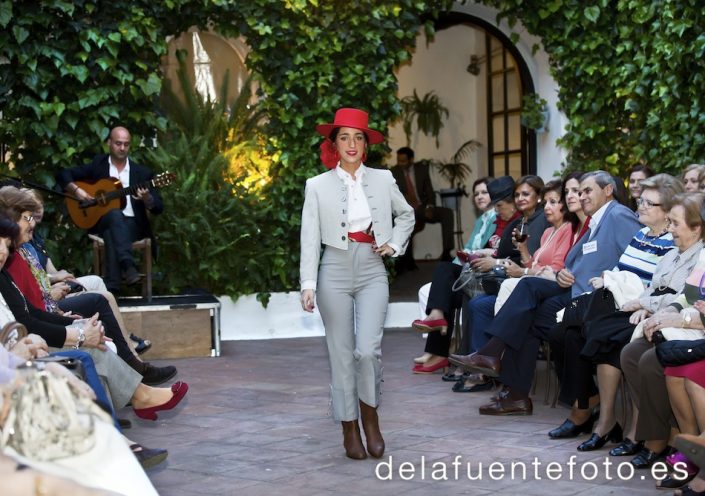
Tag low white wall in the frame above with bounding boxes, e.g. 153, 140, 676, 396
219, 293, 418, 341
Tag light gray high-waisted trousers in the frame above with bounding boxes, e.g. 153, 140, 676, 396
317, 243, 389, 421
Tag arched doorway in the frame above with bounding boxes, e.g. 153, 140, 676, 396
435, 12, 537, 177
161, 30, 250, 105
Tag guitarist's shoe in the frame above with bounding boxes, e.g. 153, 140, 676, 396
124, 265, 142, 285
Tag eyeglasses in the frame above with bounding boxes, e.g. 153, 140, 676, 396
636, 198, 662, 209
21, 214, 36, 223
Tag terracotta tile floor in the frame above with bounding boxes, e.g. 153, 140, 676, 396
125, 329, 665, 495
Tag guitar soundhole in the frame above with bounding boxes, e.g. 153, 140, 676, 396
96, 191, 108, 206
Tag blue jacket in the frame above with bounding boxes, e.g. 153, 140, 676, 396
565, 200, 642, 298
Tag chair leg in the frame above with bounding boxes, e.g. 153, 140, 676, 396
143, 239, 152, 302
544, 344, 551, 406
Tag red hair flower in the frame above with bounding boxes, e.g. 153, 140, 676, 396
319, 138, 339, 169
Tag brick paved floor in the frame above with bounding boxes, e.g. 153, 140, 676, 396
125, 330, 666, 496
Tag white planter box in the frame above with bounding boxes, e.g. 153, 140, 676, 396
218, 292, 417, 340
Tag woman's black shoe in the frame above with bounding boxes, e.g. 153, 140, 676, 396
452, 379, 494, 393
630, 447, 670, 469
442, 370, 464, 382
577, 423, 623, 451
656, 472, 697, 490
130, 333, 152, 355
548, 413, 597, 439
609, 438, 644, 456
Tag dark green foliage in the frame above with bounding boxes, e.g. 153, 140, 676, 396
479, 0, 705, 175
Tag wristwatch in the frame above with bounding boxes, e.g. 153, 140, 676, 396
74, 328, 86, 349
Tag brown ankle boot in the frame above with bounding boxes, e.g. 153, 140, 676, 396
359, 401, 385, 458
341, 420, 367, 460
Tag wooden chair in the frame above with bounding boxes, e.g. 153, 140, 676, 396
89, 234, 152, 301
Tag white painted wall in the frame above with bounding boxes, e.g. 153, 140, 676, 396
389, 2, 566, 257
450, 2, 566, 178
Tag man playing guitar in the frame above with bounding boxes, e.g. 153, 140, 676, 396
56, 126, 163, 294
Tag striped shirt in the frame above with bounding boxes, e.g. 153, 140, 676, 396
616, 227, 674, 286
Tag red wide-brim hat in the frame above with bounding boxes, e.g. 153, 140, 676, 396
315, 108, 384, 144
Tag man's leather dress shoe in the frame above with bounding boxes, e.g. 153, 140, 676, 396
479, 396, 532, 416
448, 352, 501, 377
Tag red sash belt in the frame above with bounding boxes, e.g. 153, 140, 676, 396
348, 231, 375, 243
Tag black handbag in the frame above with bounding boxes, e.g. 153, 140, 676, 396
34, 355, 86, 381
656, 339, 705, 368
478, 265, 508, 296
562, 287, 615, 330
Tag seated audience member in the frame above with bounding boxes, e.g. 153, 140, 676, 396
621, 206, 705, 470
549, 176, 688, 451
6, 326, 169, 468
675, 433, 705, 494
391, 147, 455, 269
414, 177, 495, 366
451, 170, 641, 415
0, 215, 188, 423
456, 178, 574, 392
0, 339, 159, 495
683, 163, 705, 193
0, 186, 173, 385
662, 351, 705, 489
627, 164, 654, 210
410, 176, 549, 373
25, 188, 151, 355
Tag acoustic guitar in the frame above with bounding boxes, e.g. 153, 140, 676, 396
65, 172, 175, 229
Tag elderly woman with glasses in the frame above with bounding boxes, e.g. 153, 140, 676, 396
547, 175, 687, 454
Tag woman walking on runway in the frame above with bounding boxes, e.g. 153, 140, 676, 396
300, 108, 415, 459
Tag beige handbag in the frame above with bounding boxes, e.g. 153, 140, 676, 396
0, 363, 111, 461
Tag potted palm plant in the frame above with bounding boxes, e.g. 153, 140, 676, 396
435, 139, 482, 210
399, 90, 449, 147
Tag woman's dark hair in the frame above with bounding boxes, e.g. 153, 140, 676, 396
561, 171, 584, 230
471, 176, 493, 215
540, 179, 568, 222
514, 175, 545, 217
629, 164, 655, 179
515, 175, 545, 196
0, 214, 20, 251
472, 176, 492, 192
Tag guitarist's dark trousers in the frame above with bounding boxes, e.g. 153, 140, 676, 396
93, 209, 142, 293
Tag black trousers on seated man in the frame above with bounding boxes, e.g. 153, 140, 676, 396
93, 210, 143, 293
58, 292, 137, 364
483, 277, 571, 396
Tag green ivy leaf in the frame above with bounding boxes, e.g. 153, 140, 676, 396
584, 6, 600, 23
0, 1, 12, 28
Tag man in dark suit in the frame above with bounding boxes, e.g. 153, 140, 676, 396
451, 171, 641, 415
390, 147, 454, 268
56, 126, 163, 294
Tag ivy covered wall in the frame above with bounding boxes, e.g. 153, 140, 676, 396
479, 0, 705, 174
1, 0, 451, 297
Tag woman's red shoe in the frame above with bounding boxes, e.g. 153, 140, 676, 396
134, 381, 189, 421
411, 318, 448, 335
412, 358, 449, 374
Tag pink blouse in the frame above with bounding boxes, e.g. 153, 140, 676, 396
531, 222, 573, 272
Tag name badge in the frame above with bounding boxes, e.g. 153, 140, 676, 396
582, 240, 597, 255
